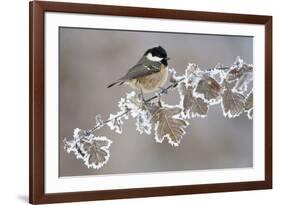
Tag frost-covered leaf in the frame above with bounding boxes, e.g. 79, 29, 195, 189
107, 114, 124, 134
227, 64, 252, 81
195, 75, 222, 102
222, 83, 245, 118
95, 114, 103, 126
211, 72, 223, 84
244, 91, 253, 111
169, 67, 178, 83
136, 110, 152, 134
152, 106, 188, 146
206, 64, 230, 84
183, 63, 201, 87
117, 91, 153, 134
185, 63, 200, 76
245, 109, 253, 120
81, 136, 112, 169
64, 128, 112, 169
226, 57, 253, 92
181, 85, 208, 118
244, 91, 253, 119
168, 67, 186, 90
213, 63, 229, 71
223, 79, 237, 90
125, 91, 153, 134
106, 93, 137, 134
235, 72, 252, 92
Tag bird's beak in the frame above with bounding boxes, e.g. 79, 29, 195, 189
166, 57, 171, 60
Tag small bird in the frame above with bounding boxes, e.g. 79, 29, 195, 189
107, 46, 170, 98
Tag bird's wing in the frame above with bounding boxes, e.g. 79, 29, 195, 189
120, 59, 162, 81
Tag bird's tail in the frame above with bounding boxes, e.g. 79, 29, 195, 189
107, 80, 125, 88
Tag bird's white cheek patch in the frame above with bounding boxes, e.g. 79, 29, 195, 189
146, 53, 163, 62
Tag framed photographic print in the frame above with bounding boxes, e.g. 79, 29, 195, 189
29, 1, 272, 204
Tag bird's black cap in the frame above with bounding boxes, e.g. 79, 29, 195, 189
144, 46, 168, 59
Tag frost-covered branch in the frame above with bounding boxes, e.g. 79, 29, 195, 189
144, 77, 185, 103
64, 57, 253, 170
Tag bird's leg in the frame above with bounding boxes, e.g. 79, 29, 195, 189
157, 93, 162, 107
138, 85, 146, 102
138, 87, 151, 109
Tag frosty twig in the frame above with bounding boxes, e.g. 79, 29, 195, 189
87, 77, 184, 135
64, 57, 253, 170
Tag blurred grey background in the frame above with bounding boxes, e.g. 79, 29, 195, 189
59, 27, 253, 177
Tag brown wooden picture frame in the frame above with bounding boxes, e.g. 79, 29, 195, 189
29, 1, 272, 204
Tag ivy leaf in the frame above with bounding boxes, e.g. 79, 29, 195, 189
152, 107, 188, 146
195, 75, 222, 102
182, 85, 209, 118
244, 91, 253, 119
222, 82, 245, 118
